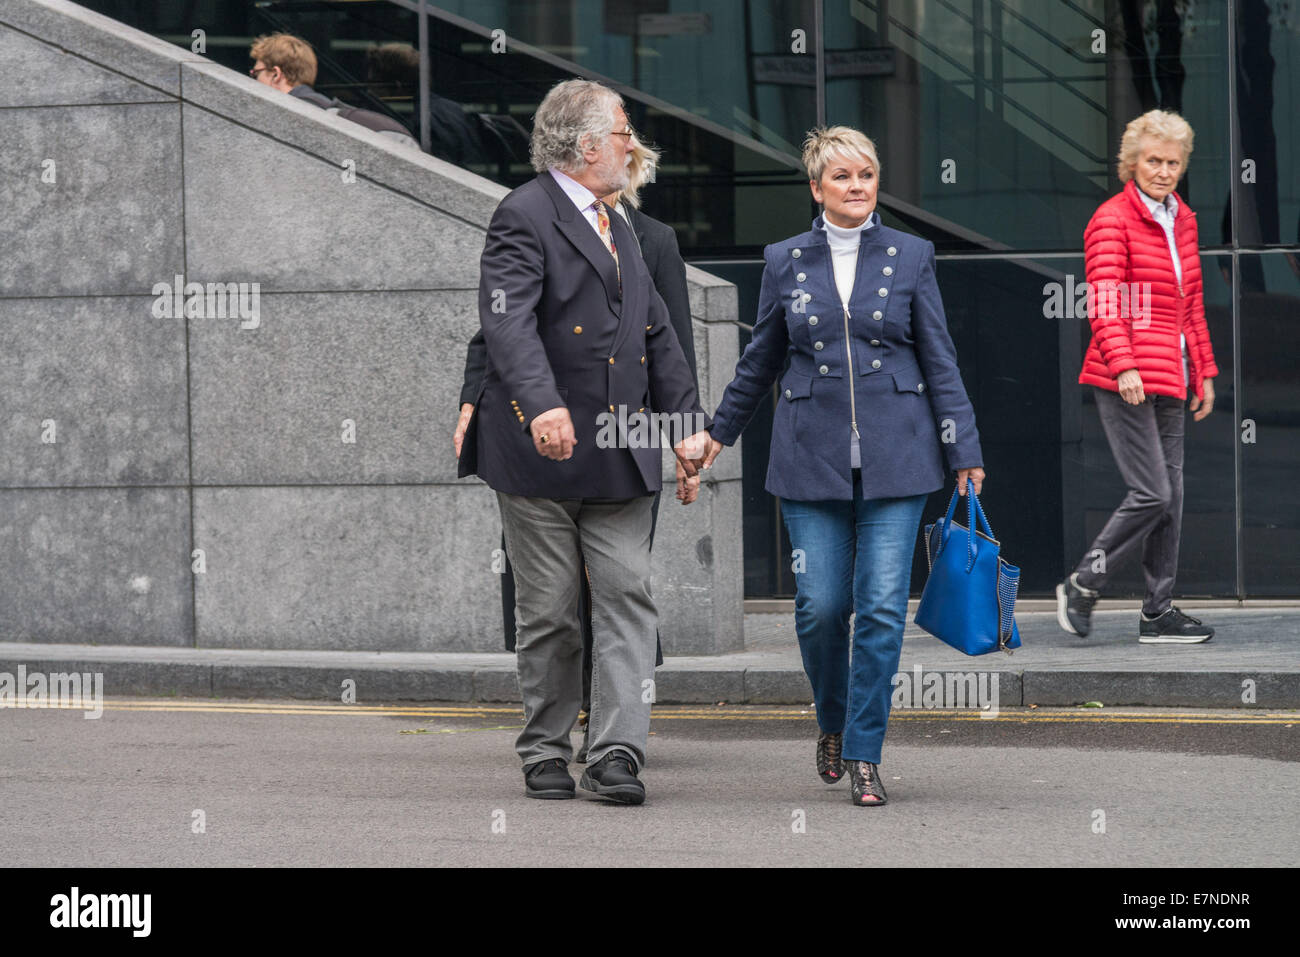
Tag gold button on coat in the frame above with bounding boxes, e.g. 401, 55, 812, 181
573, 325, 583, 334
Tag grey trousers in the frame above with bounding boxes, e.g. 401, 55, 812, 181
1075, 388, 1185, 616
496, 491, 657, 771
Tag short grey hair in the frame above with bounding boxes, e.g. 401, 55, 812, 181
529, 79, 624, 174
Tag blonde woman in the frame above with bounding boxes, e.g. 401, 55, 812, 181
1056, 110, 1219, 644
702, 127, 984, 806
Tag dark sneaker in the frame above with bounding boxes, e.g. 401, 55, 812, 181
846, 760, 888, 807
1139, 606, 1214, 644
576, 725, 590, 764
816, 732, 844, 784
579, 749, 645, 805
1056, 573, 1099, 637
524, 758, 575, 800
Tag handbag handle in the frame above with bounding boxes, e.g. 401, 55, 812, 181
939, 485, 995, 573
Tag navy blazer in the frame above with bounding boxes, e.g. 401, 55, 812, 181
458, 171, 707, 499
459, 202, 698, 405
709, 213, 982, 501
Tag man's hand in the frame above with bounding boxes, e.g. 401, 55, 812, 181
453, 403, 474, 459
529, 407, 577, 461
956, 467, 985, 497
1117, 368, 1145, 405
701, 435, 725, 470
673, 429, 711, 477
1190, 377, 1215, 422
676, 458, 700, 505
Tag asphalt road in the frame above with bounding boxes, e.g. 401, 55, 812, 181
1, 699, 1295, 867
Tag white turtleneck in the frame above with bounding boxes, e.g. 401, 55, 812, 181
823, 214, 874, 307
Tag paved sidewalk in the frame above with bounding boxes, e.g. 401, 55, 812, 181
1, 605, 1296, 709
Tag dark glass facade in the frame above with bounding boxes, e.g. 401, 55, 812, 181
82, 0, 1300, 597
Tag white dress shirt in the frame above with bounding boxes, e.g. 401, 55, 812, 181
1138, 187, 1188, 385
549, 167, 604, 236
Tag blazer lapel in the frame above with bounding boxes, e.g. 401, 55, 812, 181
607, 208, 641, 356
539, 171, 622, 316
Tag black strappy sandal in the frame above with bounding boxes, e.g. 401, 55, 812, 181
847, 760, 888, 806
816, 732, 843, 784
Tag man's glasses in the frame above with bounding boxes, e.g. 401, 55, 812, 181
610, 127, 635, 141
249, 66, 273, 79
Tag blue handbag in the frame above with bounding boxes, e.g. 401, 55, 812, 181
915, 487, 1022, 656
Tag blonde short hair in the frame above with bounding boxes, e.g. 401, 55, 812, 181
801, 126, 881, 184
250, 33, 318, 87
1117, 109, 1194, 183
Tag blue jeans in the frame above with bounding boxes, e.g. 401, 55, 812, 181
781, 490, 927, 764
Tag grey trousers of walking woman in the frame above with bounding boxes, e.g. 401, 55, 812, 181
1074, 387, 1185, 615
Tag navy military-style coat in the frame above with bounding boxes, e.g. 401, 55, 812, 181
709, 212, 982, 501
458, 171, 707, 499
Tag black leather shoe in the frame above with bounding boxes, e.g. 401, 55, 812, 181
816, 732, 843, 784
579, 749, 645, 805
524, 758, 575, 800
1056, 573, 1099, 637
846, 760, 888, 807
1139, 606, 1214, 644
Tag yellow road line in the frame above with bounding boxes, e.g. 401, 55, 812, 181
4, 700, 1294, 725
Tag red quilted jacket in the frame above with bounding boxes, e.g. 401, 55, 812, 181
1079, 179, 1219, 400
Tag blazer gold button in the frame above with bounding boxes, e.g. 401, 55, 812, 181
573, 325, 583, 334
872, 310, 883, 320
646, 324, 652, 330
871, 359, 881, 369
802, 293, 811, 303
797, 272, 807, 282
814, 341, 824, 350
792, 248, 801, 258
918, 383, 926, 392
608, 357, 615, 364
640, 355, 645, 364
809, 316, 818, 326
638, 407, 645, 412
784, 389, 792, 399
887, 246, 897, 256
819, 364, 829, 375
883, 266, 893, 276
871, 339, 880, 346
609, 405, 615, 412
878, 287, 888, 297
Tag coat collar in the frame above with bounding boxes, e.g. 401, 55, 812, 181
538, 170, 623, 315
809, 210, 883, 245
1122, 178, 1193, 226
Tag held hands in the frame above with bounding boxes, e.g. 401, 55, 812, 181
956, 467, 985, 497
453, 403, 474, 459
676, 458, 699, 505
1190, 377, 1215, 421
672, 429, 710, 477
530, 407, 577, 461
1117, 369, 1145, 405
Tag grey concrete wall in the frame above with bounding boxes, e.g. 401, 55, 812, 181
0, 0, 743, 653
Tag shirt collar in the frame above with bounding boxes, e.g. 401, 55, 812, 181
549, 167, 601, 214
1137, 186, 1178, 219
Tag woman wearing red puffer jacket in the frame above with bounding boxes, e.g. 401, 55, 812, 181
1057, 109, 1220, 645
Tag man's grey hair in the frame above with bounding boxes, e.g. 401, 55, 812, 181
529, 79, 624, 174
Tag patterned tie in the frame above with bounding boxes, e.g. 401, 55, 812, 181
592, 200, 621, 292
